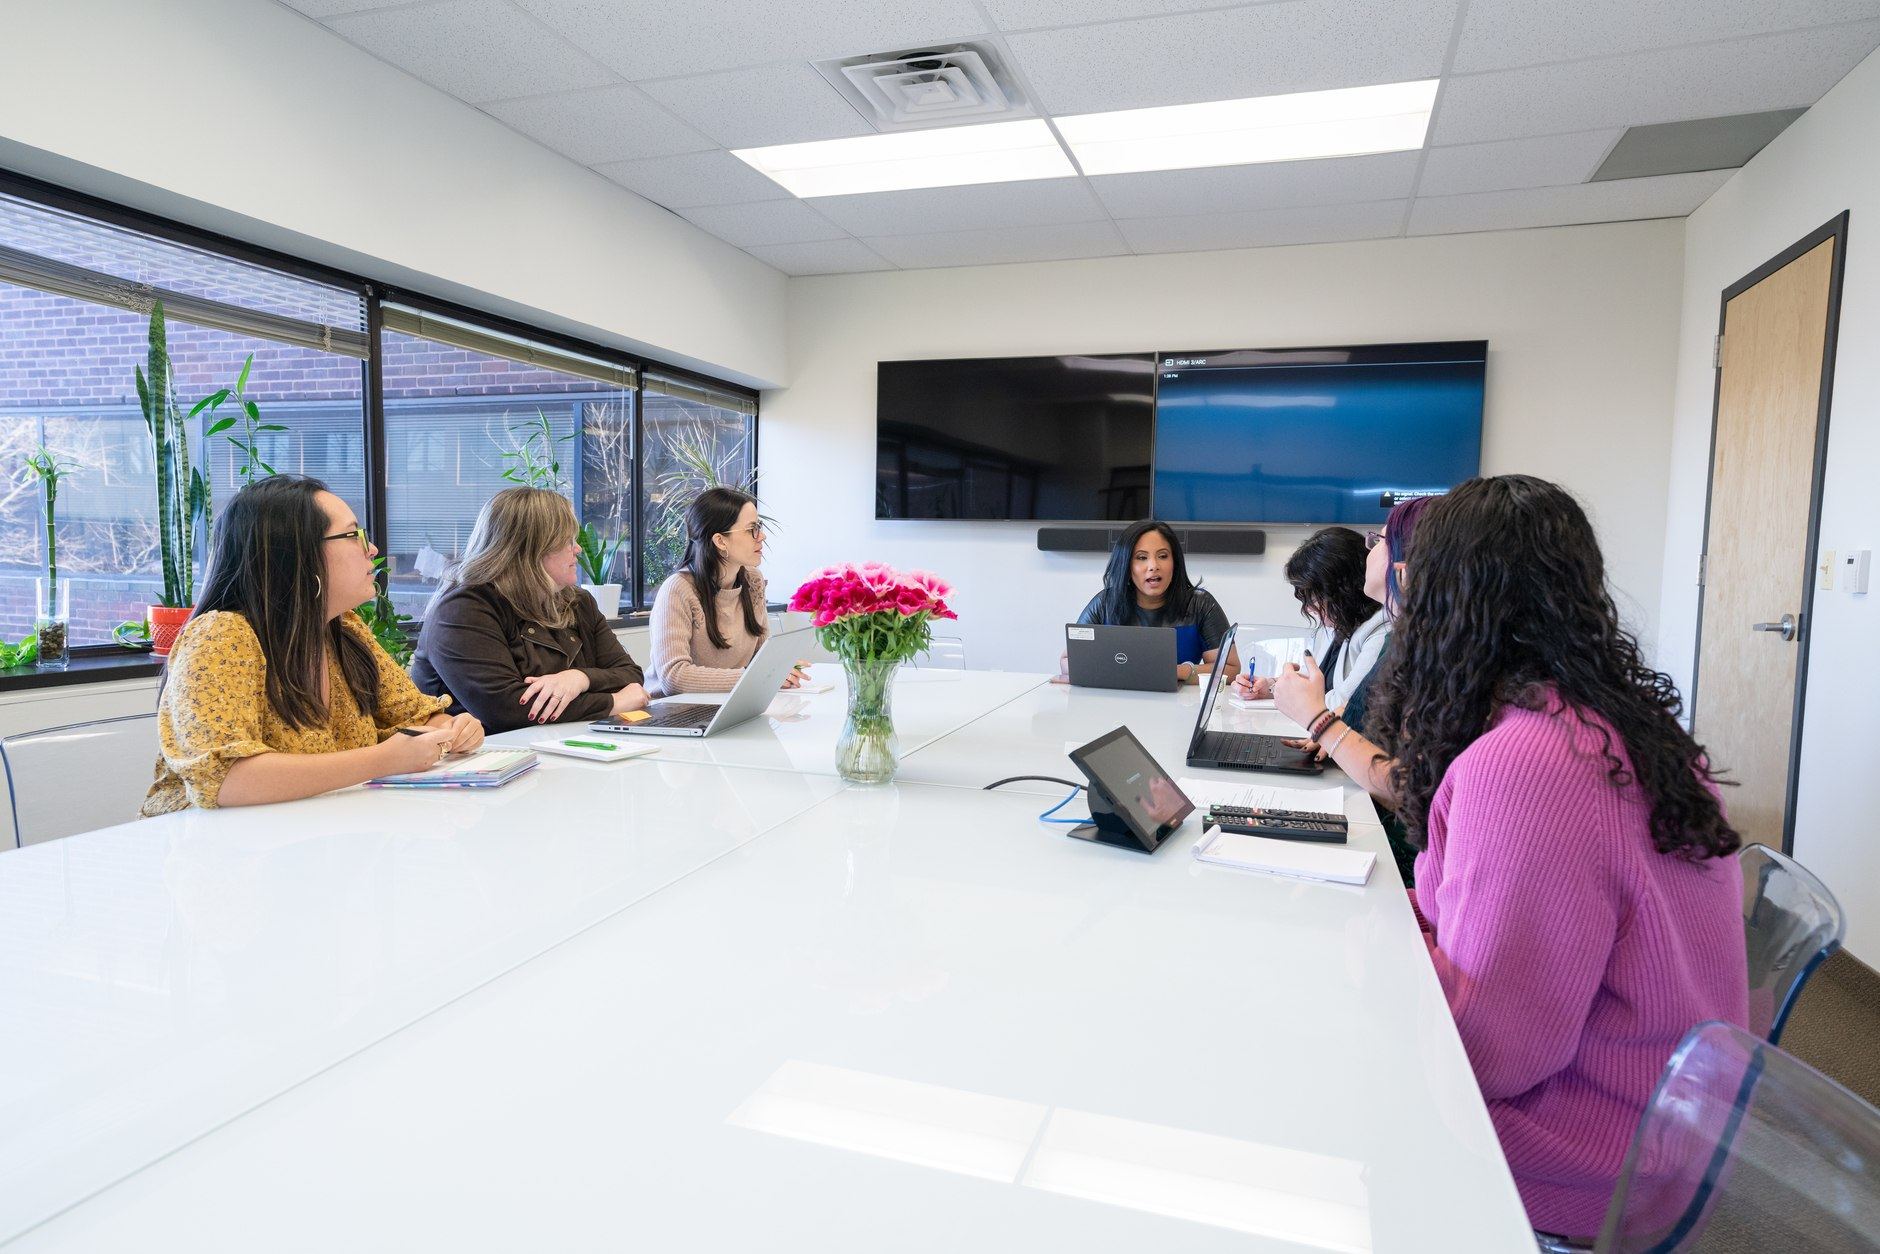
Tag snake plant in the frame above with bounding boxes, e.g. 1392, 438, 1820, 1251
134, 302, 211, 608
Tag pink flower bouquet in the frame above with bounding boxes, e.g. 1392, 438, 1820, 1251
788, 562, 957, 665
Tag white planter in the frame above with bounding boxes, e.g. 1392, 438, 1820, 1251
580, 583, 622, 619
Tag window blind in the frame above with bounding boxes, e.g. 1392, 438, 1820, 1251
381, 306, 638, 390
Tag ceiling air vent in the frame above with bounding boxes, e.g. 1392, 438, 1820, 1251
815, 43, 1032, 131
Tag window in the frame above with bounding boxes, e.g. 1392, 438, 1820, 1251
639, 372, 757, 603
379, 307, 637, 619
0, 189, 367, 646
0, 176, 758, 668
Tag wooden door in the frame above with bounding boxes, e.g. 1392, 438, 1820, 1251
1693, 218, 1846, 851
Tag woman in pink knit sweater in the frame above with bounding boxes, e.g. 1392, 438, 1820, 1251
1352, 476, 1747, 1240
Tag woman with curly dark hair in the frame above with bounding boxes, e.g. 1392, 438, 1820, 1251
1233, 525, 1384, 704
1291, 474, 1747, 1241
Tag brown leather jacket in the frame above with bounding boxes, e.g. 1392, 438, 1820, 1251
411, 583, 643, 733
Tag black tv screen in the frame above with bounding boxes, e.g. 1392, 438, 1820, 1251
1153, 341, 1487, 525
876, 354, 1156, 521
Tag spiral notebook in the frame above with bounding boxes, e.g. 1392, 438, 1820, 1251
367, 749, 539, 789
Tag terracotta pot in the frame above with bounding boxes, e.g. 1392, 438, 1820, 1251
148, 605, 194, 657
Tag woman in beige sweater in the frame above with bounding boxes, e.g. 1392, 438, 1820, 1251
647, 487, 802, 697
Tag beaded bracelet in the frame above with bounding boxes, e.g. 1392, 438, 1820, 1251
1307, 708, 1337, 740
1323, 722, 1353, 757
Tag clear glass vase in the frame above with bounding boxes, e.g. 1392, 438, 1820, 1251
835, 657, 900, 785
34, 577, 70, 671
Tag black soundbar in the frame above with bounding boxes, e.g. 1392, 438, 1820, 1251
1037, 526, 1266, 555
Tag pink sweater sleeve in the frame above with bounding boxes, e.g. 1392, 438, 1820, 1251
1426, 740, 1619, 1101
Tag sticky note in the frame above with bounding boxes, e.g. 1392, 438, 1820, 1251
619, 709, 651, 723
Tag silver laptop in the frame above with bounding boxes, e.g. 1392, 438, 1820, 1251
590, 626, 810, 738
1065, 623, 1179, 692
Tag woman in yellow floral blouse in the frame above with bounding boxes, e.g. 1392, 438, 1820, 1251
144, 476, 483, 815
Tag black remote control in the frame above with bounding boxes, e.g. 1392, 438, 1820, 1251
1206, 804, 1349, 844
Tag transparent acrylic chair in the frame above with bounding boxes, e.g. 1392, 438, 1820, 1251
0, 713, 159, 847
1739, 844, 1844, 1044
1594, 1019, 1880, 1253
910, 637, 965, 670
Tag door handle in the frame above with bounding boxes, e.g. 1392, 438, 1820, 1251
1751, 613, 1798, 642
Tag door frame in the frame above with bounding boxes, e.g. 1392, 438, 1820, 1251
1690, 211, 1850, 854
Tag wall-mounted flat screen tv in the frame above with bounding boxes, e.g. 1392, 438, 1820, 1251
1153, 341, 1487, 525
876, 354, 1156, 521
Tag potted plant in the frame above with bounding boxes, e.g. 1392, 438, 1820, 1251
575, 523, 623, 618
788, 564, 955, 784
22, 446, 73, 670
0, 632, 38, 671
134, 301, 210, 656
358, 556, 416, 665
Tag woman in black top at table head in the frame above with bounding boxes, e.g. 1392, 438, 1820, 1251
1059, 519, 1238, 685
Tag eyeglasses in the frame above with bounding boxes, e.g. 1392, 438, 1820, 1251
324, 527, 372, 554
1364, 530, 1385, 552
722, 522, 765, 540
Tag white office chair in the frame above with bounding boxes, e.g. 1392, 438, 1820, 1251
1, 713, 160, 848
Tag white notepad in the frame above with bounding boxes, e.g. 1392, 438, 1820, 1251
1193, 829, 1375, 885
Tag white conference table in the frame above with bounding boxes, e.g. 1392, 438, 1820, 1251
0, 663, 1534, 1252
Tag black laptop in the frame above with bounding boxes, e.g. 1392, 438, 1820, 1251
1184, 624, 1324, 775
1065, 623, 1179, 692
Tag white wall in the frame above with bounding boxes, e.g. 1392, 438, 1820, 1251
1657, 49, 1880, 958
762, 221, 1687, 674
0, 0, 786, 387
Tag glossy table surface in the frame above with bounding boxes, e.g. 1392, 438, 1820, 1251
0, 666, 1533, 1252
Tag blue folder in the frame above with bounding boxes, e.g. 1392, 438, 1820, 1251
1173, 623, 1204, 665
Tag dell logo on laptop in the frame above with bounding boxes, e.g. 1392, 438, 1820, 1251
1115, 652, 1128, 665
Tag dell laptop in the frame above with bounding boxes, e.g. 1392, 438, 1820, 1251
1185, 624, 1325, 775
1065, 623, 1179, 692
590, 626, 811, 738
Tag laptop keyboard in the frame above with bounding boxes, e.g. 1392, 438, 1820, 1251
1194, 730, 1313, 769
644, 702, 717, 729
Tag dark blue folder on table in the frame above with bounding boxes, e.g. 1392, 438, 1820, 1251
1173, 623, 1204, 665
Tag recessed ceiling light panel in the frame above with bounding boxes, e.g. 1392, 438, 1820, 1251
731, 120, 1076, 198
1059, 79, 1440, 176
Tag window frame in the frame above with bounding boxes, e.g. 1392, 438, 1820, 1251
0, 168, 761, 669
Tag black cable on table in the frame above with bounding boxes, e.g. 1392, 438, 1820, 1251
983, 775, 1085, 792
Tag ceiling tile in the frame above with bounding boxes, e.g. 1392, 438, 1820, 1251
1089, 151, 1421, 219
512, 0, 988, 81
676, 199, 848, 247
1003, 0, 1458, 115
324, 0, 618, 105
1417, 130, 1621, 196
981, 0, 1234, 30
641, 62, 874, 148
593, 150, 791, 208
1116, 199, 1409, 253
1455, 0, 1880, 73
809, 179, 1105, 237
745, 239, 897, 275
861, 220, 1128, 268
482, 84, 710, 164
1435, 22, 1880, 144
1406, 169, 1735, 235
278, 0, 412, 17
